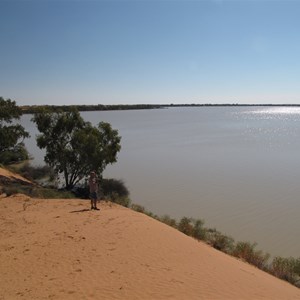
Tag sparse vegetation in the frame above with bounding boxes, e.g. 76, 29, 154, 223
270, 257, 300, 286
14, 163, 55, 182
178, 217, 194, 236
108, 192, 131, 207
191, 218, 207, 241
159, 215, 177, 228
71, 177, 131, 207
206, 228, 234, 254
128, 203, 300, 288
1, 162, 299, 288
101, 178, 129, 199
131, 203, 146, 213
233, 241, 270, 270
1, 184, 74, 199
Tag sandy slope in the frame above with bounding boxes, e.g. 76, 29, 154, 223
0, 195, 300, 300
0, 167, 32, 184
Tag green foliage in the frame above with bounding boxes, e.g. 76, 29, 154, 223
270, 257, 300, 285
108, 193, 131, 207
131, 203, 146, 213
2, 184, 74, 199
178, 217, 194, 236
178, 217, 207, 240
159, 215, 177, 228
32, 108, 121, 189
101, 178, 130, 207
233, 241, 270, 270
35, 188, 75, 199
0, 97, 29, 164
130, 203, 158, 218
0, 97, 23, 121
71, 177, 131, 207
144, 210, 159, 219
206, 229, 234, 254
101, 178, 129, 198
191, 218, 207, 241
0, 144, 29, 164
18, 163, 55, 181
21, 104, 164, 114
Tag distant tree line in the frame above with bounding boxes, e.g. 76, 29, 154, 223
21, 104, 165, 114
20, 103, 300, 114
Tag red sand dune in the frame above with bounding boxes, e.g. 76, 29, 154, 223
0, 194, 300, 300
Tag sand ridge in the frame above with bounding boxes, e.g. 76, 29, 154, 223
0, 195, 300, 300
0, 167, 32, 184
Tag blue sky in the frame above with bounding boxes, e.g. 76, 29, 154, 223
1, 0, 300, 105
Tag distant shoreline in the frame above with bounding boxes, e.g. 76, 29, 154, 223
20, 103, 300, 114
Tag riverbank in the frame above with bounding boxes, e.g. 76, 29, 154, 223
20, 106, 300, 258
1, 194, 300, 299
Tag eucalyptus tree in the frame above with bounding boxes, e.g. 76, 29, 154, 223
32, 108, 121, 189
0, 97, 29, 164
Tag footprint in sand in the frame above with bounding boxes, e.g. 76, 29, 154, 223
2, 245, 14, 251
49, 278, 57, 281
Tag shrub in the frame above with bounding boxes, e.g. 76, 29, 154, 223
101, 178, 129, 198
178, 217, 194, 236
2, 184, 74, 199
131, 203, 146, 213
71, 186, 90, 199
2, 184, 30, 196
0, 144, 29, 165
206, 228, 234, 253
145, 210, 159, 219
130, 203, 159, 218
108, 192, 131, 207
177, 217, 207, 240
159, 215, 177, 228
191, 218, 207, 241
270, 257, 300, 285
71, 177, 131, 207
18, 163, 55, 181
35, 188, 75, 199
233, 241, 270, 270
100, 178, 131, 207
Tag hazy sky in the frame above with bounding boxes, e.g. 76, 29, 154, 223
1, 0, 300, 106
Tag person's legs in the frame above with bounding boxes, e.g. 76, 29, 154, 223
93, 197, 99, 210
90, 192, 96, 209
90, 192, 99, 210
91, 198, 94, 209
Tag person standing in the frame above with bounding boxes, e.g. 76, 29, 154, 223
89, 171, 99, 210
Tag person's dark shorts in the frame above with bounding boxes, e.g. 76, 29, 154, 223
90, 192, 97, 200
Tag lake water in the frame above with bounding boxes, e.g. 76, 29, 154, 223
21, 107, 300, 258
